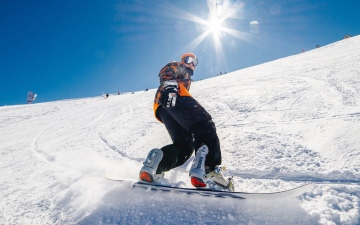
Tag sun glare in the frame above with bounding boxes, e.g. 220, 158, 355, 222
156, 0, 248, 68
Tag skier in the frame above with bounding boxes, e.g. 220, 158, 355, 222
139, 53, 234, 191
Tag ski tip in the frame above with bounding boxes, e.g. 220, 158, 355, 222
276, 182, 314, 199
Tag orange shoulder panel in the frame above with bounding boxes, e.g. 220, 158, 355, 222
178, 83, 191, 97
153, 102, 161, 122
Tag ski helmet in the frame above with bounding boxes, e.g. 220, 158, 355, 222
180, 53, 198, 70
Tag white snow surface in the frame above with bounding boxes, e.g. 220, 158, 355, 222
1, 36, 360, 225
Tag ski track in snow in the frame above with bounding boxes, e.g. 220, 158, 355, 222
1, 36, 360, 224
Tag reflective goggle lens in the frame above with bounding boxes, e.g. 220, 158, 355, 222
183, 56, 198, 66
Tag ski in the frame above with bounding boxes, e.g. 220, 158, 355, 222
132, 181, 313, 200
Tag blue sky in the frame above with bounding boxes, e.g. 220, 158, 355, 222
1, 0, 359, 106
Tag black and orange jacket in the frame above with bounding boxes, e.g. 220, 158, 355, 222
153, 62, 193, 122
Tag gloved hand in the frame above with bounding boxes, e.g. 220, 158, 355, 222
161, 81, 178, 108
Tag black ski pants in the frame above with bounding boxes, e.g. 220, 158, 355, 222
156, 95, 222, 174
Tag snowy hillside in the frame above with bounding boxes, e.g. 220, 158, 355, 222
1, 35, 360, 224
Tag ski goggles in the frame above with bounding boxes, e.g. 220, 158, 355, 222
183, 56, 198, 67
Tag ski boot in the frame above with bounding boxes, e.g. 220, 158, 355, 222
189, 145, 234, 191
139, 148, 164, 183
189, 145, 209, 188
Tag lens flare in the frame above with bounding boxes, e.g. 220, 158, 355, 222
147, 0, 250, 71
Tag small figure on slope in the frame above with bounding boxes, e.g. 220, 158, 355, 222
139, 53, 234, 191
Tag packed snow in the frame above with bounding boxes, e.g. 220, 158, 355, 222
1, 35, 360, 225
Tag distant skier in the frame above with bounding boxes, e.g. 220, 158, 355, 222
139, 53, 234, 191
27, 91, 37, 103
106, 93, 109, 98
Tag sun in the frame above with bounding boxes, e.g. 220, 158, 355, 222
207, 16, 223, 36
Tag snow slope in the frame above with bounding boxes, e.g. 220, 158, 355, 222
1, 35, 360, 225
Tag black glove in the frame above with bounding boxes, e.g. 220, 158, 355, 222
161, 82, 178, 108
